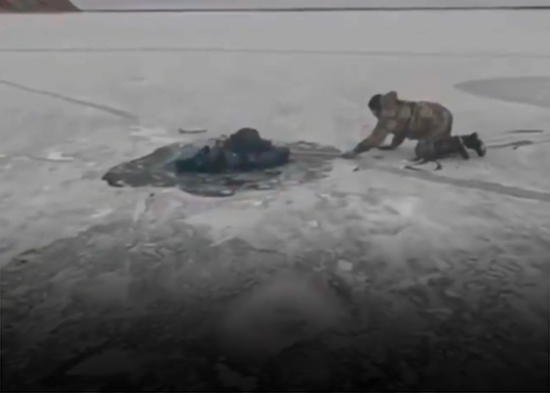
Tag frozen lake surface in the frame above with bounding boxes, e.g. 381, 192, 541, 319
0, 9, 548, 391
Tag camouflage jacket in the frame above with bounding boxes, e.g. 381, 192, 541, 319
354, 91, 454, 153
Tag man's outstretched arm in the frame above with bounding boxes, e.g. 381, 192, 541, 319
343, 120, 395, 158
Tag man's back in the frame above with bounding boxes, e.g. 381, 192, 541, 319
343, 91, 454, 157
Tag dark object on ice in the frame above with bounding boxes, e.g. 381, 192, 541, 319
506, 129, 544, 135
490, 139, 535, 150
225, 127, 272, 154
174, 128, 290, 174
101, 135, 339, 197
463, 132, 487, 157
178, 128, 207, 134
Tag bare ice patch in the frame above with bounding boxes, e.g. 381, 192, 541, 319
43, 151, 74, 162
129, 125, 182, 144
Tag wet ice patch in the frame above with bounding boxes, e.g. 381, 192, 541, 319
102, 139, 340, 197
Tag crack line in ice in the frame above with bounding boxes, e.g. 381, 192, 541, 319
0, 78, 138, 121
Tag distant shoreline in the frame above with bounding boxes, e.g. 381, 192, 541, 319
83, 6, 550, 12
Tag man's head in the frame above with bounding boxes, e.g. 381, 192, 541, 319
462, 132, 487, 157
368, 94, 383, 119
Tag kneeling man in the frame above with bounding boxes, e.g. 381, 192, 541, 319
342, 91, 454, 160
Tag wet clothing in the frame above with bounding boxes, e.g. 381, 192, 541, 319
351, 91, 454, 154
174, 128, 290, 174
